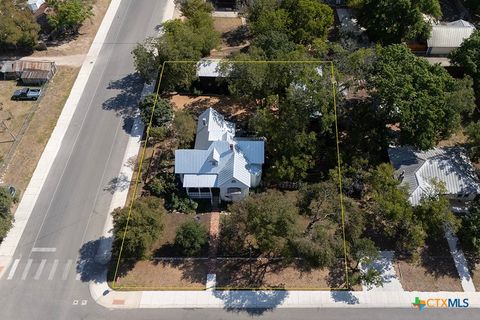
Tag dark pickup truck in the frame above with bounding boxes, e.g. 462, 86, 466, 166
11, 88, 42, 101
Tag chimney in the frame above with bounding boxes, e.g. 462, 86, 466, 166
229, 144, 233, 151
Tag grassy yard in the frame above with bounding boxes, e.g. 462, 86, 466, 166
114, 259, 208, 290
151, 213, 211, 257
2, 67, 80, 198
394, 239, 462, 291
0, 82, 34, 158
113, 212, 212, 289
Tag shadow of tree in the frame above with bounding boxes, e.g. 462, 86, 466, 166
104, 173, 130, 194
419, 238, 461, 280
102, 73, 145, 136
213, 289, 289, 315
77, 236, 112, 283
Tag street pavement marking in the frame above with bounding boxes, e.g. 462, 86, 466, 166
31, 247, 57, 253
62, 259, 72, 280
34, 259, 46, 280
81, 300, 87, 306
21, 259, 33, 280
7, 259, 20, 280
48, 259, 59, 280
72, 300, 79, 305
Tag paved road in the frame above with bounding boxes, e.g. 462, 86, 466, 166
0, 0, 168, 319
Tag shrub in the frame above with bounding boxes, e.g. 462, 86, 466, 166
170, 194, 198, 214
174, 220, 209, 256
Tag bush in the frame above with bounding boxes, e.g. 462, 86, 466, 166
459, 200, 480, 256
0, 187, 14, 241
173, 111, 196, 148
145, 173, 176, 197
174, 220, 209, 256
170, 194, 198, 214
139, 95, 174, 128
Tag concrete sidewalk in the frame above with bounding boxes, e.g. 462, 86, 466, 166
90, 275, 480, 309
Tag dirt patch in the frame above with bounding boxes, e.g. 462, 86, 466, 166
216, 258, 336, 289
2, 67, 80, 198
169, 94, 255, 125
210, 17, 248, 58
438, 129, 468, 147
394, 240, 462, 291
115, 259, 208, 289
32, 0, 111, 57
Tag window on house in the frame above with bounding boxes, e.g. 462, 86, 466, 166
200, 188, 210, 193
187, 188, 199, 193
227, 187, 242, 194
231, 179, 237, 183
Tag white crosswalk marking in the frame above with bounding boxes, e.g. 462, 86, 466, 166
62, 259, 73, 280
34, 259, 47, 280
7, 259, 20, 280
1, 258, 81, 281
21, 259, 33, 280
48, 259, 59, 280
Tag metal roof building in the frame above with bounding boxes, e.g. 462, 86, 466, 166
388, 146, 480, 206
427, 20, 476, 56
175, 108, 265, 203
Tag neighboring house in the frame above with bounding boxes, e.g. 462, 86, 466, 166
27, 0, 45, 13
388, 146, 480, 206
427, 20, 476, 56
175, 108, 265, 204
196, 59, 229, 93
0, 60, 57, 85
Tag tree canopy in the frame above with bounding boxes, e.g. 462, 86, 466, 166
0, 1, 39, 51
112, 197, 165, 260
449, 30, 480, 97
349, 0, 441, 44
367, 44, 475, 149
132, 0, 220, 87
174, 220, 209, 256
459, 199, 480, 256
247, 0, 333, 45
138, 94, 174, 128
47, 0, 93, 35
219, 190, 299, 257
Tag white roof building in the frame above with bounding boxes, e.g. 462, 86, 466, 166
388, 146, 480, 206
175, 108, 265, 203
427, 20, 476, 56
27, 0, 45, 13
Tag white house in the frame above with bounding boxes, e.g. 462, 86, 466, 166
27, 0, 45, 13
175, 108, 265, 204
427, 20, 476, 56
388, 146, 480, 206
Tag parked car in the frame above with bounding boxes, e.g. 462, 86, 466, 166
11, 88, 42, 101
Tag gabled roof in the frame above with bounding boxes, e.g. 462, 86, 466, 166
195, 108, 235, 149
388, 146, 480, 205
428, 20, 476, 48
175, 108, 265, 189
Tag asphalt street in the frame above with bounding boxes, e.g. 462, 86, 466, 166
0, 0, 475, 319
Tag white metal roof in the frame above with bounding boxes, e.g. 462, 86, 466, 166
175, 108, 265, 189
427, 22, 476, 48
183, 174, 217, 188
388, 146, 480, 206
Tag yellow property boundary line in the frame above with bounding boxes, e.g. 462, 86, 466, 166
111, 60, 349, 291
